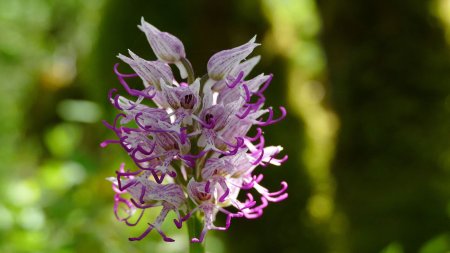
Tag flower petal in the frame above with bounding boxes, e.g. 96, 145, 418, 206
207, 36, 259, 81
118, 50, 173, 88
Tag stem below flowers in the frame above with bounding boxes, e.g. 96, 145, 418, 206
187, 212, 205, 253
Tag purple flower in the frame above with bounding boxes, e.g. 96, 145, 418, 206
102, 19, 288, 244
108, 164, 186, 242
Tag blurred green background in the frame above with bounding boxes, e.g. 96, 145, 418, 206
0, 0, 449, 252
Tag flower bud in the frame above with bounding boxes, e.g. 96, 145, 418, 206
138, 17, 186, 63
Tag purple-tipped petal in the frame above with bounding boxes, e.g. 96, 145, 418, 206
235, 55, 260, 79
129, 224, 154, 241
118, 51, 173, 88
114, 63, 157, 98
174, 218, 183, 229
191, 228, 207, 244
225, 71, 244, 89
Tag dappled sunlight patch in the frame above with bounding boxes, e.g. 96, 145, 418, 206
6, 180, 41, 207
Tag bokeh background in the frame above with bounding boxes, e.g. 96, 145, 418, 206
1, 0, 450, 252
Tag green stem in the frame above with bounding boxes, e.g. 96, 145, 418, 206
181, 58, 195, 84
187, 211, 205, 253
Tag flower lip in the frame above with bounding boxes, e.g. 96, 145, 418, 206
181, 93, 195, 109
205, 113, 214, 125
160, 79, 201, 112
174, 87, 197, 110
187, 179, 213, 203
198, 104, 228, 130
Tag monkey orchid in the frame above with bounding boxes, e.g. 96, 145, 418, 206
101, 17, 288, 253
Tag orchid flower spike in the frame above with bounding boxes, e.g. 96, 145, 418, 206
102, 18, 288, 245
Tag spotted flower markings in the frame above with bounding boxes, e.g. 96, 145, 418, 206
101, 18, 288, 244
